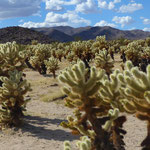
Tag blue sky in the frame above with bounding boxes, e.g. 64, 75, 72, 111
0, 0, 150, 31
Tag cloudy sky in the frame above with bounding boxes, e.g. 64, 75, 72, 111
0, 0, 149, 31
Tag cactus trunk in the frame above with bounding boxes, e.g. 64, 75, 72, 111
111, 116, 126, 150
53, 71, 56, 78
83, 98, 113, 150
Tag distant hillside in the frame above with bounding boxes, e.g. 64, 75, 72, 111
1, 26, 150, 44
33, 26, 150, 42
33, 26, 92, 36
0, 26, 53, 44
33, 28, 74, 42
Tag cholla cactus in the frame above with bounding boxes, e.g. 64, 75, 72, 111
29, 43, 51, 74
44, 57, 59, 78
51, 43, 66, 61
99, 69, 123, 110
59, 61, 119, 150
99, 69, 127, 149
67, 40, 93, 68
66, 52, 78, 63
118, 61, 150, 149
31, 40, 38, 45
64, 136, 92, 150
55, 49, 64, 62
0, 41, 27, 77
73, 41, 93, 59
0, 70, 31, 128
91, 36, 108, 54
122, 41, 143, 66
95, 49, 114, 76
103, 109, 119, 131
145, 37, 150, 47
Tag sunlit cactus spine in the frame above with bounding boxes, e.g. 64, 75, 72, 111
0, 70, 31, 129
44, 57, 59, 78
64, 136, 91, 150
103, 109, 119, 131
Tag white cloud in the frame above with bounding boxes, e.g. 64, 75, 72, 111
0, 0, 42, 20
128, 27, 136, 30
68, 0, 86, 5
130, 0, 135, 3
143, 19, 150, 25
98, 0, 121, 10
140, 17, 150, 25
44, 0, 64, 11
45, 12, 68, 23
108, 2, 115, 10
20, 11, 91, 28
19, 19, 24, 23
8, 0, 16, 4
94, 20, 117, 27
44, 0, 87, 11
112, 16, 134, 27
75, 0, 98, 14
143, 28, 150, 32
98, 0, 107, 9
114, 0, 121, 3
118, 3, 143, 13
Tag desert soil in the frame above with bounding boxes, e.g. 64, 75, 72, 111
0, 55, 147, 150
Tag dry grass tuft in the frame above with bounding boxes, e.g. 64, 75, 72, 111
40, 91, 66, 102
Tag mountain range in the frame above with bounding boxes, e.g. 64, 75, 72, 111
0, 26, 150, 44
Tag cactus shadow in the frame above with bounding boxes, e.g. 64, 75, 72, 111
42, 73, 58, 78
42, 74, 53, 78
21, 115, 79, 141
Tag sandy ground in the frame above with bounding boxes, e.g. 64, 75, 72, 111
0, 55, 147, 150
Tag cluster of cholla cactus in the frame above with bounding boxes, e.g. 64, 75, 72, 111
44, 57, 59, 78
0, 70, 31, 128
0, 41, 31, 129
59, 58, 150, 150
59, 61, 127, 150
119, 39, 150, 73
95, 49, 114, 76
